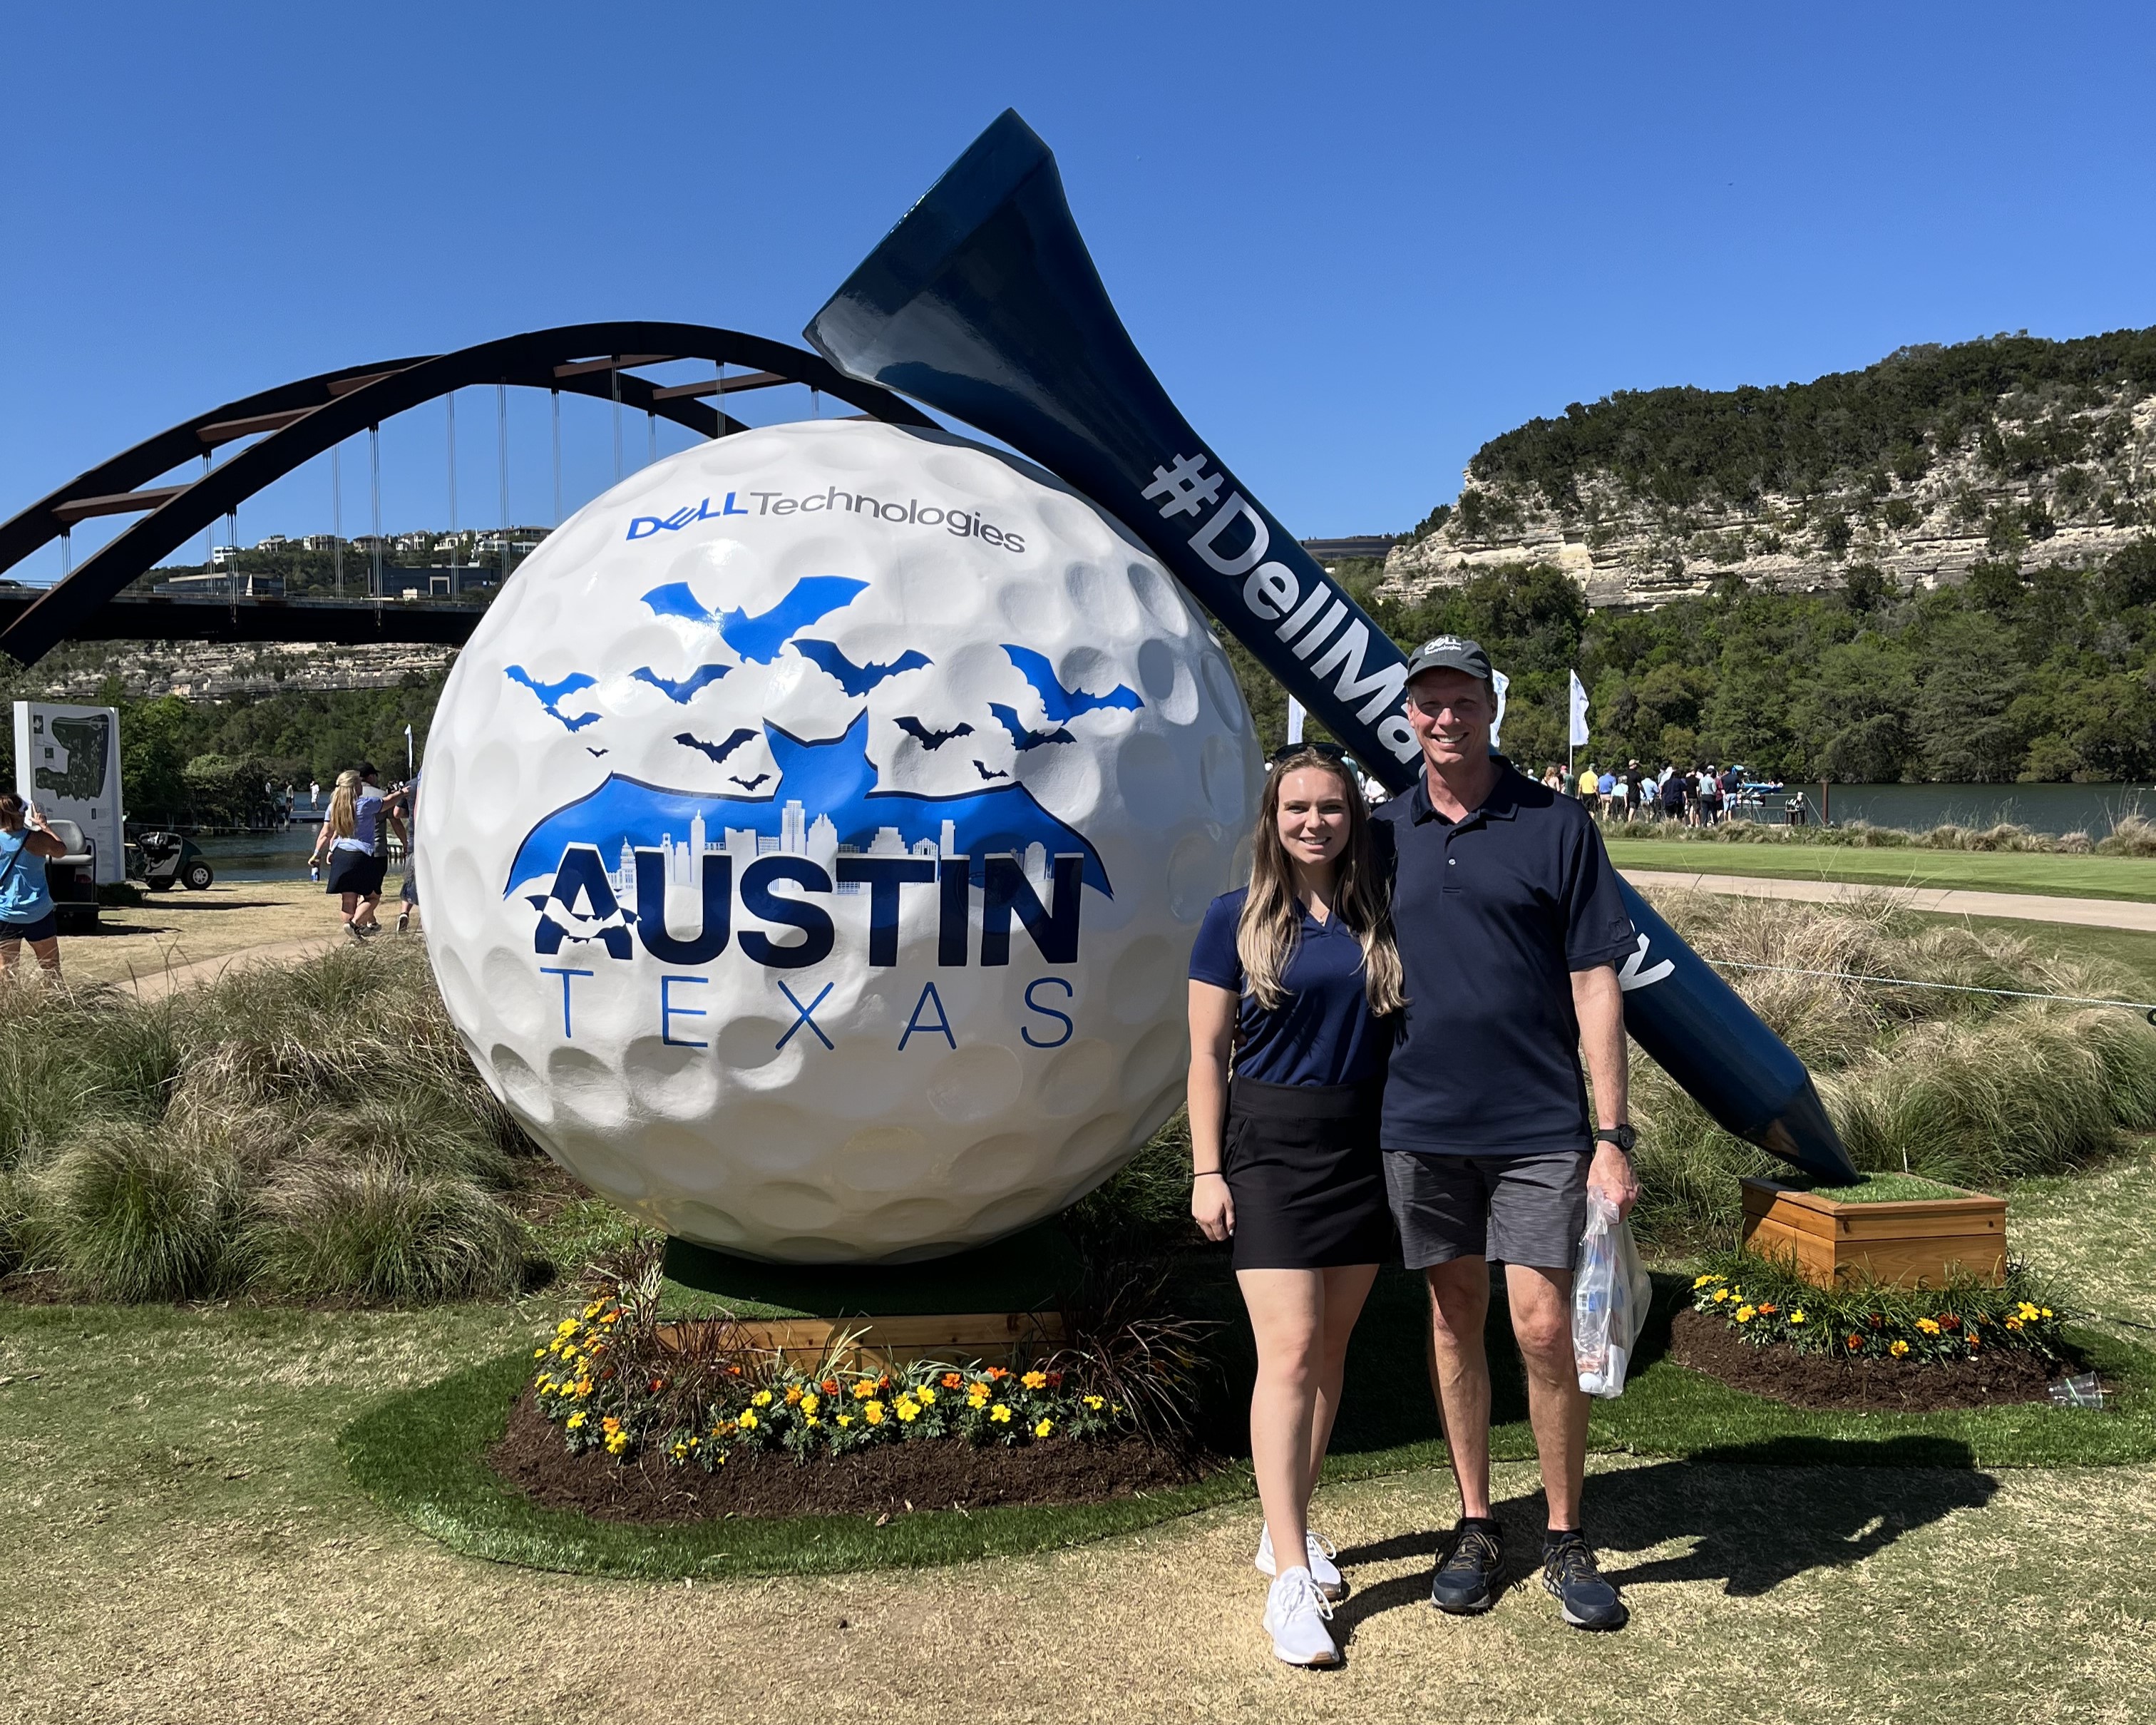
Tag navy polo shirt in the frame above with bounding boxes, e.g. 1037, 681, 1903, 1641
1372, 762, 1635, 1155
1189, 888, 1392, 1087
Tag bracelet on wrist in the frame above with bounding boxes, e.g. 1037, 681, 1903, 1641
1191, 1169, 1225, 1183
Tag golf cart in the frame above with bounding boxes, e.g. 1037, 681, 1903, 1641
41, 817, 101, 933
127, 829, 215, 892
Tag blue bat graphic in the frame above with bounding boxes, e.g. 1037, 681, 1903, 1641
987, 702, 1074, 752
674, 728, 759, 765
506, 710, 1110, 896
632, 664, 732, 703
640, 576, 869, 663
505, 665, 602, 732
789, 638, 933, 695
1001, 643, 1142, 721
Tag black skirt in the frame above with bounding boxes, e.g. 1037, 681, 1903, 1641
326, 850, 387, 896
1223, 1076, 1393, 1271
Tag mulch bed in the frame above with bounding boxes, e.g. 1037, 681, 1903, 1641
1668, 1308, 2092, 1413
488, 1388, 1216, 1523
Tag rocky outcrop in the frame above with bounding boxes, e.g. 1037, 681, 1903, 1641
1383, 390, 2156, 608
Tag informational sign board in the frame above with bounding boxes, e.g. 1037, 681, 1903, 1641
12, 702, 125, 884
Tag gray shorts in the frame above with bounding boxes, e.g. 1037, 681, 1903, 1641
1382, 1150, 1588, 1271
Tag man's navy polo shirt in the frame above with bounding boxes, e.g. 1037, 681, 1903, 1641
1189, 888, 1392, 1087
1372, 761, 1636, 1155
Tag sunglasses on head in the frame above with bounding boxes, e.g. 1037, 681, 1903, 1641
1268, 741, 1351, 765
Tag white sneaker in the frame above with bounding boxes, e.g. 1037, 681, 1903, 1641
1262, 1567, 1340, 1667
1256, 1525, 1345, 1599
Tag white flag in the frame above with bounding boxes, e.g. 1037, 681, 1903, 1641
1569, 670, 1591, 748
1488, 668, 1510, 754
1285, 697, 1305, 745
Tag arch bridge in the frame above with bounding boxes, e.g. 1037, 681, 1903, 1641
0, 322, 930, 666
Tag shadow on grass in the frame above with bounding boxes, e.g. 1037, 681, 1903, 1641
1329, 1435, 1999, 1640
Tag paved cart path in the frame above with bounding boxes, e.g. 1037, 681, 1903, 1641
1623, 868, 2156, 932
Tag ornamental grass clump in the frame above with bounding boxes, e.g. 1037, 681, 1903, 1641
1688, 1251, 2070, 1366
0, 938, 539, 1303
1627, 889, 2156, 1249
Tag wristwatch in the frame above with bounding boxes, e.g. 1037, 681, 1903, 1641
1594, 1125, 1638, 1155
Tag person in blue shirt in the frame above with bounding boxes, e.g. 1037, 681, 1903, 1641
0, 792, 68, 982
1187, 744, 1403, 1667
308, 766, 404, 940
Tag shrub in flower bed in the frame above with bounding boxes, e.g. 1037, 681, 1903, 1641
528, 1256, 1202, 1473
1690, 1249, 2070, 1365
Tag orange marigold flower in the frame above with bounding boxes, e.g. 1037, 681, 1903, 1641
1756, 1303, 1778, 1316
821, 1378, 839, 1396
1847, 1334, 1864, 1351
988, 1366, 1009, 1381
941, 1372, 964, 1391
1021, 1370, 1049, 1390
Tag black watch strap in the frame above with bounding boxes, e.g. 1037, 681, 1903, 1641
1595, 1125, 1637, 1155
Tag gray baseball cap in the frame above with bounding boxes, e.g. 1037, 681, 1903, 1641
1402, 633, 1492, 684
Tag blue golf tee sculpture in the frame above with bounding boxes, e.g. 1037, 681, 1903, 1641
808, 108, 1857, 1185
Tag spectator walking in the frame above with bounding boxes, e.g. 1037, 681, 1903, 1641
1189, 744, 1403, 1667
309, 767, 404, 940
0, 793, 66, 983
1659, 763, 1689, 824
1373, 636, 1638, 1634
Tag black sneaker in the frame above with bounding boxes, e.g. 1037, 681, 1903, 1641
1541, 1531, 1627, 1631
1430, 1517, 1504, 1614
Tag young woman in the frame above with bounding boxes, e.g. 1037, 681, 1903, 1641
1187, 745, 1404, 1667
0, 793, 68, 983
309, 768, 388, 939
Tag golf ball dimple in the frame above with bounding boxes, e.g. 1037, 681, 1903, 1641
419, 420, 1260, 1263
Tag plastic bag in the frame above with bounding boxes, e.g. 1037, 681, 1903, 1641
1573, 1192, 1652, 1397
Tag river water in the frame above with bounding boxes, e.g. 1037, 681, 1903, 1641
1771, 782, 2156, 836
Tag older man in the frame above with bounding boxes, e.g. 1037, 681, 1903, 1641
1372, 635, 1640, 1632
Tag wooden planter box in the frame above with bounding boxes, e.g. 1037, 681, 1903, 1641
660, 1309, 1064, 1371
1740, 1177, 2007, 1289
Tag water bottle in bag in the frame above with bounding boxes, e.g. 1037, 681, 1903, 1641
1573, 1193, 1652, 1397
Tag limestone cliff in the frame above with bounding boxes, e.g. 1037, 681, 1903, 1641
1382, 333, 2156, 608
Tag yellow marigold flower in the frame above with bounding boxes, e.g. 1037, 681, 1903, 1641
1713, 1288, 1732, 1304
864, 1402, 885, 1425
851, 1380, 876, 1400
836, 1414, 853, 1428
2040, 1308, 2054, 1319
533, 1346, 546, 1358
990, 1403, 1012, 1424
801, 1393, 820, 1416
566, 1411, 586, 1430
1021, 1371, 1048, 1390
1734, 1305, 1755, 1322
1693, 1273, 1724, 1289
1916, 1318, 1941, 1336
916, 1385, 935, 1405
1790, 1311, 1807, 1325
805, 1416, 821, 1428
738, 1410, 759, 1430
895, 1401, 920, 1423
605, 1431, 629, 1455
1034, 1418, 1053, 1438
785, 1384, 804, 1406
671, 1441, 688, 1460
752, 1390, 774, 1408
2005, 1316, 2023, 1331
1083, 1394, 1104, 1411
556, 1319, 578, 1334
1889, 1339, 1910, 1357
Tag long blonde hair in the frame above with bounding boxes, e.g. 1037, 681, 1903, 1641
327, 769, 361, 839
1237, 749, 1404, 1016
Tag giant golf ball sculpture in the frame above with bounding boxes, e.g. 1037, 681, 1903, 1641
419, 420, 1263, 1262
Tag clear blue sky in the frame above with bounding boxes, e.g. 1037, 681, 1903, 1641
4, 2, 2152, 580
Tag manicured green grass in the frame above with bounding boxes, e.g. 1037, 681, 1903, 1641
1608, 838, 2156, 901
1790, 1172, 1975, 1203
338, 1270, 2156, 1581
